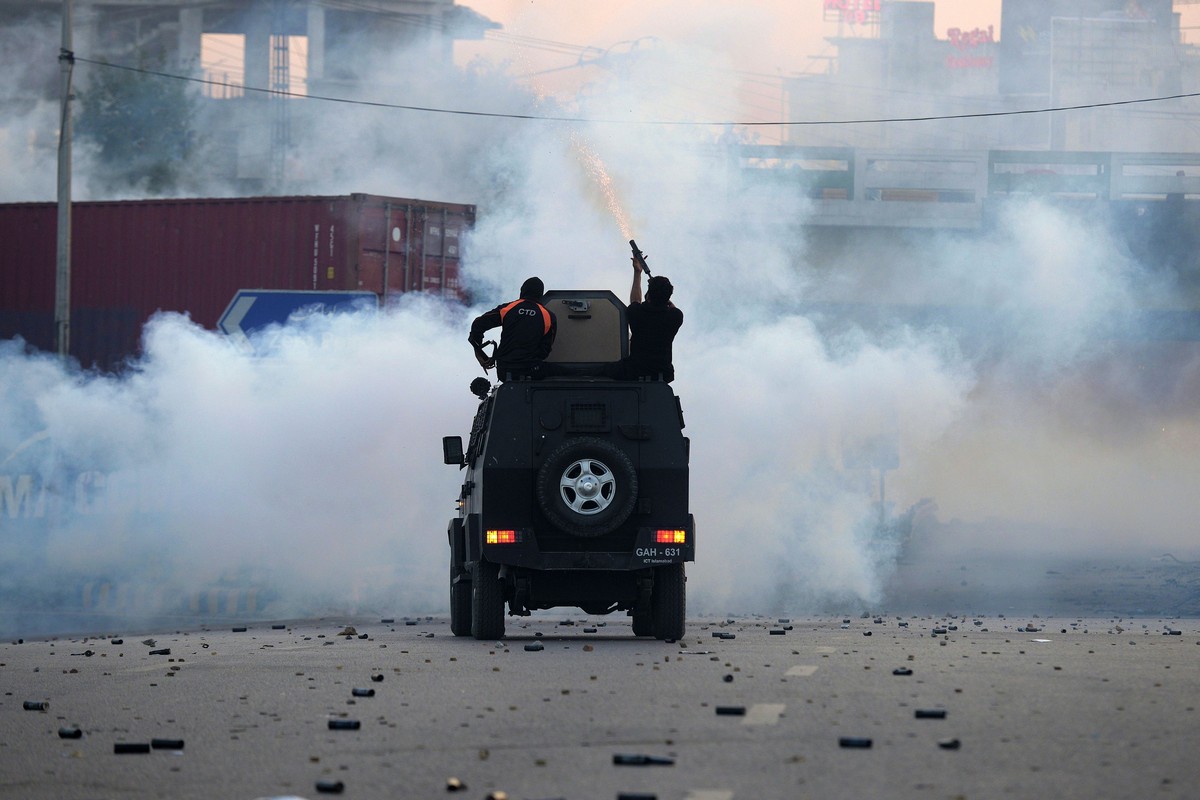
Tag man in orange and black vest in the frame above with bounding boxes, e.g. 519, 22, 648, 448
468, 276, 557, 380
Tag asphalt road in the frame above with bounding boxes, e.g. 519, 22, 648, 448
3, 613, 1198, 800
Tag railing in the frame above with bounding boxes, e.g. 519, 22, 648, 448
734, 145, 1200, 228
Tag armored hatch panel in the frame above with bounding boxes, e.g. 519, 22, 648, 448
541, 290, 628, 367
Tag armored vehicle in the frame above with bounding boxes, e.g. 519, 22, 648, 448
442, 289, 694, 640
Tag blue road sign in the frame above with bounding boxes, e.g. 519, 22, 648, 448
217, 290, 379, 343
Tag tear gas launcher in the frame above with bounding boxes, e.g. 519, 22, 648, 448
628, 239, 653, 277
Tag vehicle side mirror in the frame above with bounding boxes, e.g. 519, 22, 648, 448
443, 435, 465, 466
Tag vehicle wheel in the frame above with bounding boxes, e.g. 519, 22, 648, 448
651, 564, 686, 641
631, 607, 653, 637
471, 560, 505, 640
536, 437, 638, 537
450, 556, 472, 637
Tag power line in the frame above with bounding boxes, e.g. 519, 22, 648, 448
74, 55, 1200, 127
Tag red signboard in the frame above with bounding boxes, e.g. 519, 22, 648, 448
947, 26, 995, 50
824, 0, 880, 25
946, 25, 995, 70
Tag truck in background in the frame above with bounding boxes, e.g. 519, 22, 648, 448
0, 194, 474, 371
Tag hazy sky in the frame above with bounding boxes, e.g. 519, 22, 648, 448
459, 0, 1003, 90
460, 0, 1200, 104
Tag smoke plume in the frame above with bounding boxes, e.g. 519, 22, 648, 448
3, 4, 1200, 636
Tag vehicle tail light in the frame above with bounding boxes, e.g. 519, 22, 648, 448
486, 529, 520, 544
656, 529, 686, 544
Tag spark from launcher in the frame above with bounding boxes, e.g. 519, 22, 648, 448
500, 39, 632, 241
569, 131, 633, 240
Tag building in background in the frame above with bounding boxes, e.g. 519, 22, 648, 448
0, 0, 498, 192
789, 0, 1200, 152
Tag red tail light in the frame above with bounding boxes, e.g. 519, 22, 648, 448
656, 529, 686, 544
486, 529, 519, 544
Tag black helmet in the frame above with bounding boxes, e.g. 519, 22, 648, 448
519, 276, 544, 301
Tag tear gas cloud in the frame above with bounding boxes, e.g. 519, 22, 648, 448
3, 7, 1200, 636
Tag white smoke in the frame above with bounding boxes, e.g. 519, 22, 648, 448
1, 299, 472, 630
4, 4, 1200, 635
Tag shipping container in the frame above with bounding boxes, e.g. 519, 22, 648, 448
0, 194, 475, 370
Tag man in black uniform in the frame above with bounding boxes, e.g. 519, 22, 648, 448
468, 276, 557, 380
610, 257, 683, 382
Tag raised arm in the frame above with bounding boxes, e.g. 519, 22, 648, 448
468, 307, 500, 370
628, 257, 643, 305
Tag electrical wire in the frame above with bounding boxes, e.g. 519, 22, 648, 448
73, 54, 1200, 127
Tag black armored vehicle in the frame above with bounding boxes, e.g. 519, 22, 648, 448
442, 289, 694, 640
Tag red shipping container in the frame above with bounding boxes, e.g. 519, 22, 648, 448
0, 193, 475, 370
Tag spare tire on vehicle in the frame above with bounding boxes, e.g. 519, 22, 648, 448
536, 437, 637, 537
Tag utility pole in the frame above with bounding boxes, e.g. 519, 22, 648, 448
269, 0, 291, 189
55, 0, 74, 359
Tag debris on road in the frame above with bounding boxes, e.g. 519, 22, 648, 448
715, 706, 746, 716
327, 719, 361, 730
22, 701, 47, 711
315, 779, 345, 794
915, 709, 947, 719
838, 737, 873, 749
151, 738, 185, 750
351, 688, 375, 697
58, 727, 82, 739
613, 753, 675, 766
114, 742, 151, 754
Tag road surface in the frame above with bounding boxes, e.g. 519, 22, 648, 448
3, 613, 1198, 799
